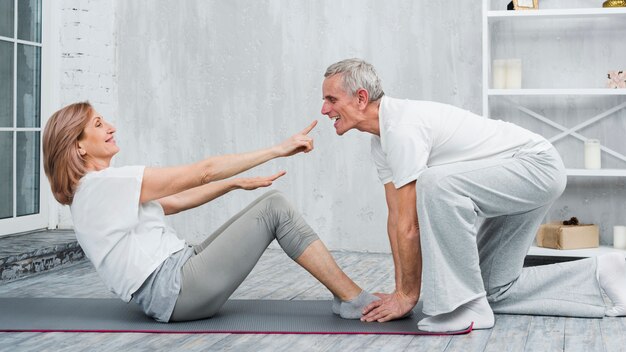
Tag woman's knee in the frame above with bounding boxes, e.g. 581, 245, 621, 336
254, 189, 282, 204
262, 191, 295, 213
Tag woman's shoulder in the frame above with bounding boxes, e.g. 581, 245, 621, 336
72, 165, 146, 208
75, 165, 146, 195
85, 165, 146, 180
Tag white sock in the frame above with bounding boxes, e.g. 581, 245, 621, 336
417, 296, 494, 332
332, 295, 340, 315
597, 253, 626, 317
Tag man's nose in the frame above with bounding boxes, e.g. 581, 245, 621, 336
321, 102, 330, 115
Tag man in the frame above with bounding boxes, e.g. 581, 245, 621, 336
320, 58, 626, 332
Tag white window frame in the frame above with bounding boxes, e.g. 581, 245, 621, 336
0, 0, 57, 236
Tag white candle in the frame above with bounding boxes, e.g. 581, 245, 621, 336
584, 139, 601, 169
492, 59, 507, 89
506, 59, 522, 89
517, 0, 534, 8
614, 226, 626, 249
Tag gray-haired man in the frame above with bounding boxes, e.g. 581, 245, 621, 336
321, 58, 626, 332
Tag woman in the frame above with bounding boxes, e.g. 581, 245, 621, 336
42, 102, 379, 322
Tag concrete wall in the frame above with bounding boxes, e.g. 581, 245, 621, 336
110, 1, 481, 251
53, 0, 625, 251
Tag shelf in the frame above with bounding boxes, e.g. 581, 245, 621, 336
488, 89, 626, 96
528, 245, 626, 258
488, 8, 626, 19
566, 169, 626, 177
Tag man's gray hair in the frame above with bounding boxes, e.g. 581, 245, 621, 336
324, 58, 384, 102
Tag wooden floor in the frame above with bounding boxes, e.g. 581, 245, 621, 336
1, 249, 625, 352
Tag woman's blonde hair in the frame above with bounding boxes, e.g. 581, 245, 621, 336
42, 102, 93, 205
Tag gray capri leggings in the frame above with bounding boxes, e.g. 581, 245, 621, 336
170, 190, 319, 321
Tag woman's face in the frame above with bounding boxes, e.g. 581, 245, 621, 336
77, 109, 119, 171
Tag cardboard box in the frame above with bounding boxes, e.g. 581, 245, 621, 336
536, 222, 599, 250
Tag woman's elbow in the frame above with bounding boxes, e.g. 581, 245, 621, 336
158, 198, 181, 215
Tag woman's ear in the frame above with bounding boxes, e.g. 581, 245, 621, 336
77, 142, 86, 156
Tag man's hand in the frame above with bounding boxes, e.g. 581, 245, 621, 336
361, 291, 417, 322
234, 171, 286, 190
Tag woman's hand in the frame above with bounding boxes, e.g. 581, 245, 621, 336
142, 121, 316, 204
234, 171, 286, 191
275, 120, 318, 157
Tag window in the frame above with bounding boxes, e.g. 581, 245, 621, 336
0, 0, 47, 236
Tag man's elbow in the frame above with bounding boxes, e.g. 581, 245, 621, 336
397, 223, 419, 242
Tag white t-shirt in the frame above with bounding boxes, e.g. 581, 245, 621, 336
70, 166, 186, 302
371, 96, 551, 188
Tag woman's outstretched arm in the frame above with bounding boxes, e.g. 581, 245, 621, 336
157, 171, 285, 215
140, 121, 317, 204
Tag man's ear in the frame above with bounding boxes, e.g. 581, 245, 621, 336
356, 88, 370, 109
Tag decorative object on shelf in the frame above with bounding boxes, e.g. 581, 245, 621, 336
584, 139, 602, 169
607, 71, 626, 89
512, 0, 539, 10
536, 221, 599, 250
613, 225, 626, 249
507, 1, 515, 10
492, 60, 507, 89
562, 217, 579, 225
603, 0, 626, 8
506, 59, 522, 89
492, 59, 522, 89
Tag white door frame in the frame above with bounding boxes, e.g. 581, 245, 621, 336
0, 0, 59, 236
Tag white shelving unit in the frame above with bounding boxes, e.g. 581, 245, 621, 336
482, 1, 626, 257
488, 89, 626, 96
528, 245, 626, 258
567, 169, 626, 177
483, 1, 626, 174
488, 7, 626, 19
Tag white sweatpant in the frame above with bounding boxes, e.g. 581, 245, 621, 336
416, 147, 606, 317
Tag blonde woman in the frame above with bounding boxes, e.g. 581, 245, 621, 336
43, 102, 378, 322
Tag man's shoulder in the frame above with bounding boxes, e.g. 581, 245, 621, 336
381, 97, 448, 120
382, 96, 441, 107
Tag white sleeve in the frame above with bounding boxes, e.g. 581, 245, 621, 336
385, 125, 431, 188
370, 136, 393, 185
75, 165, 146, 234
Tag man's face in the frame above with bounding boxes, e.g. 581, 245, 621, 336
321, 74, 361, 136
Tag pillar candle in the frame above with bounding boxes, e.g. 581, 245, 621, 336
584, 139, 601, 169
614, 225, 626, 249
492, 59, 507, 89
506, 59, 522, 89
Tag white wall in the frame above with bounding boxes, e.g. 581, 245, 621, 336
53, 0, 118, 228
54, 0, 625, 251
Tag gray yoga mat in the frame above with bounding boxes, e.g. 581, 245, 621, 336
0, 298, 472, 335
